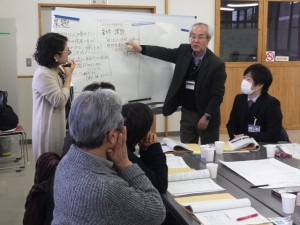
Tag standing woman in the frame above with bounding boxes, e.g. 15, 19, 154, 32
32, 32, 76, 161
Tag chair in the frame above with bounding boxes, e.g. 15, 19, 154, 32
0, 125, 29, 172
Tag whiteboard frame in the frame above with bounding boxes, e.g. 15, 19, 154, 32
38, 3, 156, 36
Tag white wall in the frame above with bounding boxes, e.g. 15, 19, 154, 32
0, 0, 215, 139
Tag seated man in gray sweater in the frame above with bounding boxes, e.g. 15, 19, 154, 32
52, 89, 166, 225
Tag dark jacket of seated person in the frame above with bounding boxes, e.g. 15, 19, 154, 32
122, 102, 168, 194
53, 90, 166, 225
227, 93, 283, 142
227, 63, 284, 143
23, 152, 61, 225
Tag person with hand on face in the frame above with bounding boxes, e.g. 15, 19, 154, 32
32, 32, 76, 161
126, 22, 226, 145
227, 63, 285, 142
122, 103, 168, 194
52, 89, 166, 225
61, 81, 116, 158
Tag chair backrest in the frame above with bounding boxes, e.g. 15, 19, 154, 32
279, 128, 290, 143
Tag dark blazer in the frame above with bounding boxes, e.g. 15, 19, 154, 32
227, 93, 283, 142
127, 143, 168, 194
23, 177, 54, 225
142, 44, 227, 130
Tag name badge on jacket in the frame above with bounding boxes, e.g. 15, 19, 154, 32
186, 80, 195, 90
248, 124, 261, 132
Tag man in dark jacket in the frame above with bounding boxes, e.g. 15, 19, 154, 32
126, 22, 227, 144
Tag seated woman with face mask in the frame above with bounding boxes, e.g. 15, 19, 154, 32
226, 63, 285, 143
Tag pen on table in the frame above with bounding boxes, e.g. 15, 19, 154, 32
249, 184, 269, 189
236, 213, 258, 221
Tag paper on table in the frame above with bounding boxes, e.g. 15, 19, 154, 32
224, 136, 260, 152
168, 169, 210, 182
166, 155, 190, 169
165, 154, 176, 158
220, 158, 300, 188
167, 178, 225, 196
195, 206, 271, 225
188, 198, 251, 212
185, 143, 201, 154
276, 143, 300, 159
186, 198, 270, 225
224, 142, 250, 153
167, 156, 225, 196
175, 193, 235, 205
162, 138, 193, 152
168, 167, 194, 174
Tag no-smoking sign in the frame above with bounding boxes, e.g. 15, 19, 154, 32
266, 51, 275, 62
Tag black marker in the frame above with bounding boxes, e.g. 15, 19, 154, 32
62, 63, 71, 67
249, 184, 269, 188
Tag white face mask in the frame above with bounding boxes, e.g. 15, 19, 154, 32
241, 79, 254, 95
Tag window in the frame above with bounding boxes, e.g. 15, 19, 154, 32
220, 1, 259, 62
267, 2, 300, 61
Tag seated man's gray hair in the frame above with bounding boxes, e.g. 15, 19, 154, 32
68, 88, 123, 149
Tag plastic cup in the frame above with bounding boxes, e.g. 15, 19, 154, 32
281, 193, 296, 214
215, 141, 224, 154
296, 192, 300, 207
205, 147, 215, 162
200, 145, 209, 159
206, 163, 218, 178
265, 144, 276, 158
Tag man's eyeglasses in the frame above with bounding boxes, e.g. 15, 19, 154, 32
189, 35, 208, 41
59, 50, 72, 55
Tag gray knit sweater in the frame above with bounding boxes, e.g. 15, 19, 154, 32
52, 145, 166, 225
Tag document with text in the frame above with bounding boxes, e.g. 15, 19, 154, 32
186, 198, 271, 225
167, 168, 224, 196
220, 158, 300, 188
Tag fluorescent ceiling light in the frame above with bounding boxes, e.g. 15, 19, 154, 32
227, 3, 258, 7
221, 7, 234, 11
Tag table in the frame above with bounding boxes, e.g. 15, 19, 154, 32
161, 152, 281, 224
199, 145, 300, 225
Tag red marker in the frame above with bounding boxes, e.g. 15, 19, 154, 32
236, 213, 258, 221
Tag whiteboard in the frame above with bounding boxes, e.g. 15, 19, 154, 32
52, 8, 196, 102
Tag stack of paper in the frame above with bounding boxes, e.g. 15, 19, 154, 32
162, 138, 194, 153
166, 155, 224, 196
175, 194, 272, 225
220, 158, 300, 188
224, 136, 260, 152
185, 198, 271, 225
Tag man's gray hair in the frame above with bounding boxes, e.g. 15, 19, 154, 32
190, 22, 214, 39
69, 88, 123, 149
